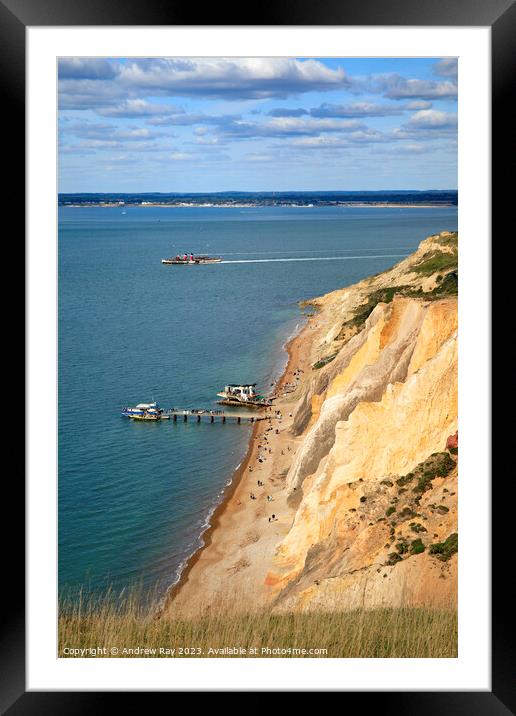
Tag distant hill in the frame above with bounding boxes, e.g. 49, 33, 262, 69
58, 190, 457, 208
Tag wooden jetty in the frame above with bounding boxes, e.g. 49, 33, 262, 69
160, 409, 275, 424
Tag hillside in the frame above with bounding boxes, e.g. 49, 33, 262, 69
266, 231, 458, 611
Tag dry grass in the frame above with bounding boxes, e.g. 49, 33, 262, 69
59, 588, 457, 658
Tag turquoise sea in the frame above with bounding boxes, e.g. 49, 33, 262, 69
58, 205, 457, 599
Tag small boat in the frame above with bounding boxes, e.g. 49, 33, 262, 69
122, 407, 145, 417
121, 402, 163, 420
130, 412, 161, 421
161, 254, 222, 265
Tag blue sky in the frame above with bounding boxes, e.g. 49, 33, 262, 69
58, 57, 458, 192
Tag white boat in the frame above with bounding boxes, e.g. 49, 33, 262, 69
216, 384, 272, 408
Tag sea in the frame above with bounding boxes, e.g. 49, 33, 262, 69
58, 204, 458, 600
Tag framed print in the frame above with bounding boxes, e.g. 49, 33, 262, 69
6, 0, 509, 707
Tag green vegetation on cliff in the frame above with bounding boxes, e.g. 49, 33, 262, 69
335, 232, 458, 341
412, 251, 457, 276
312, 352, 338, 370
429, 533, 458, 562
395, 452, 456, 495
412, 232, 458, 276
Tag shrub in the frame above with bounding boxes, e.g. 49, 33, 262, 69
410, 523, 427, 534
396, 472, 415, 487
396, 541, 409, 555
410, 539, 426, 555
398, 507, 417, 520
427, 271, 458, 297
386, 552, 402, 565
312, 353, 338, 370
413, 453, 455, 494
429, 533, 458, 561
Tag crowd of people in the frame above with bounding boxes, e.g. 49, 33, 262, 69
240, 363, 305, 527
243, 411, 288, 524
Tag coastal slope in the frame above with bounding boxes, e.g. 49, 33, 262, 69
168, 231, 458, 616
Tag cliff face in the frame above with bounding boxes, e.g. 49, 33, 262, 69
266, 231, 458, 612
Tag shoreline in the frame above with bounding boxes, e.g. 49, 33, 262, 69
162, 320, 307, 613
162, 420, 260, 609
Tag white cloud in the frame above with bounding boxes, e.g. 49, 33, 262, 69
216, 116, 366, 139
406, 109, 457, 129
384, 78, 457, 101
168, 152, 195, 161
433, 58, 458, 79
350, 73, 457, 101
405, 100, 433, 110
310, 102, 404, 118
97, 100, 183, 117
246, 153, 275, 162
290, 128, 387, 149
116, 57, 349, 99
58, 57, 348, 108
58, 58, 118, 80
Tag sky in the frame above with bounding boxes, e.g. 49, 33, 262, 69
58, 57, 458, 193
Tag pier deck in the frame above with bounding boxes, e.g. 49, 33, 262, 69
160, 409, 275, 423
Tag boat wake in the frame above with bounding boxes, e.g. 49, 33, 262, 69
220, 253, 406, 264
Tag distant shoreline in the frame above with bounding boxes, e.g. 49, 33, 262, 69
60, 202, 456, 209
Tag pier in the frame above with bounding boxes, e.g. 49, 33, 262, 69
159, 409, 275, 424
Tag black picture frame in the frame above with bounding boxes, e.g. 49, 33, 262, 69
7, 0, 507, 708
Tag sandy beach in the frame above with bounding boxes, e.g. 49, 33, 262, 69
165, 310, 329, 617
